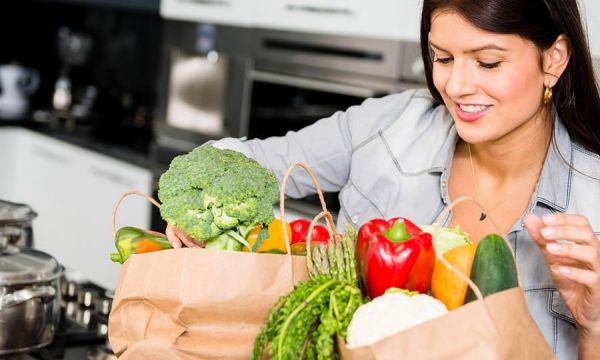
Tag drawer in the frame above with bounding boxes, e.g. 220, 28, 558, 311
160, 0, 254, 27
255, 0, 421, 40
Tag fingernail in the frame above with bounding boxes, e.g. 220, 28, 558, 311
546, 242, 562, 254
541, 227, 557, 238
173, 242, 182, 248
542, 214, 557, 225
552, 266, 571, 275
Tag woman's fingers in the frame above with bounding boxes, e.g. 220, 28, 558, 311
551, 265, 599, 287
540, 224, 598, 245
166, 225, 206, 249
173, 227, 203, 248
542, 213, 590, 227
166, 225, 202, 248
524, 214, 546, 246
166, 225, 183, 248
546, 242, 600, 270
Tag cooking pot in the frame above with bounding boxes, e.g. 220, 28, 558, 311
0, 199, 37, 249
0, 243, 63, 355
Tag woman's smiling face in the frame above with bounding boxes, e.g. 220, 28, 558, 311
429, 10, 547, 144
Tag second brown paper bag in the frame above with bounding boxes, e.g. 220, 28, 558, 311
339, 196, 555, 360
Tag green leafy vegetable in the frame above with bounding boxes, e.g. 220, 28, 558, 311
158, 145, 279, 249
253, 224, 363, 359
420, 225, 471, 255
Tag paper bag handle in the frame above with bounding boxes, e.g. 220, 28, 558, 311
111, 190, 162, 238
279, 162, 337, 255
431, 196, 522, 302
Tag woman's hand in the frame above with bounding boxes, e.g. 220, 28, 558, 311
524, 213, 600, 340
165, 224, 203, 248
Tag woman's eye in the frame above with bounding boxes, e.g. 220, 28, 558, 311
434, 57, 452, 65
478, 61, 501, 69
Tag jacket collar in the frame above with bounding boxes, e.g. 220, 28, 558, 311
535, 115, 572, 212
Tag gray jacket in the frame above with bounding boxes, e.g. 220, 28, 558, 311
213, 88, 600, 358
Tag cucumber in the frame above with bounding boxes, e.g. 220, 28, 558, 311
466, 234, 518, 302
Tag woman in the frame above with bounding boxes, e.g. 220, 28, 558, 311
167, 0, 600, 357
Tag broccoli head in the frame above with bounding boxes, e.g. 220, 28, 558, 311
158, 145, 279, 248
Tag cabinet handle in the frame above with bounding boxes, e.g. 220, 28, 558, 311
90, 167, 135, 188
177, 0, 231, 7
285, 4, 354, 17
31, 145, 69, 165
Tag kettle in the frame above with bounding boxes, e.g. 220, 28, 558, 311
0, 64, 40, 120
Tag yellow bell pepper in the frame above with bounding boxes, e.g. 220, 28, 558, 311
244, 219, 292, 254
431, 243, 477, 310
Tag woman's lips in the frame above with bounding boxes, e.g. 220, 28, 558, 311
454, 103, 491, 122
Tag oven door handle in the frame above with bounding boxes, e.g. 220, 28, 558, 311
248, 70, 376, 98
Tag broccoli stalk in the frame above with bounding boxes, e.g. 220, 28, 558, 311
225, 229, 251, 249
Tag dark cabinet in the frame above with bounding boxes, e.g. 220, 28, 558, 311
37, 0, 160, 12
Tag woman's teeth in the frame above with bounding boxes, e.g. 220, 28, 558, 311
459, 104, 488, 113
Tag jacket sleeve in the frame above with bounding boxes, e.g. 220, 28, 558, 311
211, 108, 351, 198
211, 89, 423, 198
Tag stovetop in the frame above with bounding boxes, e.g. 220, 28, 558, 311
4, 280, 115, 360
23, 317, 112, 360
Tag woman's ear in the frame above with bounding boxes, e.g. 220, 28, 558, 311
542, 34, 571, 87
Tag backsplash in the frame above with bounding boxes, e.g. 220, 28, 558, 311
0, 1, 162, 134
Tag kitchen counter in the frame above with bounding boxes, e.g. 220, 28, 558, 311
0, 122, 163, 290
0, 120, 169, 178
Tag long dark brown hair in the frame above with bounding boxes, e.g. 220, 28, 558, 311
420, 0, 600, 156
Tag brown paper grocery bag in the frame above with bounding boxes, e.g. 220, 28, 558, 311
108, 162, 334, 359
109, 248, 308, 359
338, 196, 555, 360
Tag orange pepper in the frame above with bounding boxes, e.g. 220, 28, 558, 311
431, 243, 477, 310
244, 219, 291, 253
133, 239, 165, 253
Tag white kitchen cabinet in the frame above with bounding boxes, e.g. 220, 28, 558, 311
0, 130, 18, 197
160, 0, 254, 27
0, 127, 153, 290
255, 0, 421, 40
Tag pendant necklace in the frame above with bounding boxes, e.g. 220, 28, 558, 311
467, 143, 543, 222
467, 143, 492, 221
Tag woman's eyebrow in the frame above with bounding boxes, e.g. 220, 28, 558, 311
429, 41, 508, 54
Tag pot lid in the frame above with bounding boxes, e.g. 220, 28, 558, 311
0, 199, 37, 226
0, 246, 62, 285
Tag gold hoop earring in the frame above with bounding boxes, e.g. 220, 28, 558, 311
543, 86, 553, 104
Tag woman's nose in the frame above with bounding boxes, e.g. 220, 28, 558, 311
445, 61, 477, 99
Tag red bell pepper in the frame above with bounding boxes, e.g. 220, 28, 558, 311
357, 217, 435, 298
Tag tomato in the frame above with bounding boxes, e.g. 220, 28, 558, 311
289, 219, 331, 245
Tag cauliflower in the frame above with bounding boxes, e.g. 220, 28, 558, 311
346, 289, 448, 348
